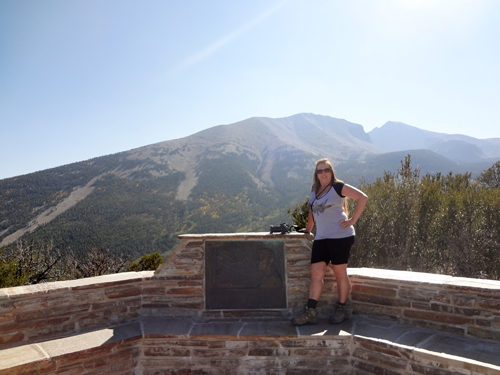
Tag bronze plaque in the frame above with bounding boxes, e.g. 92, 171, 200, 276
206, 240, 286, 309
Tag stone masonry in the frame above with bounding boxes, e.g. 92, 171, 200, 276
1, 233, 500, 374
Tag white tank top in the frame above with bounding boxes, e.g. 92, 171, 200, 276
307, 182, 355, 240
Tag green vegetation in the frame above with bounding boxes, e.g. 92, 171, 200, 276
127, 252, 163, 271
0, 241, 163, 287
2, 150, 500, 286
289, 156, 500, 280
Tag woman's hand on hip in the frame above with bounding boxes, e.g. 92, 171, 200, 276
338, 218, 354, 229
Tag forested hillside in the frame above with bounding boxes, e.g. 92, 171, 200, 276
1, 113, 499, 275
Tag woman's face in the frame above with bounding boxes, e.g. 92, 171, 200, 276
316, 162, 332, 185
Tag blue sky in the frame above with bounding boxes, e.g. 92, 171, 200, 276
1, 0, 499, 179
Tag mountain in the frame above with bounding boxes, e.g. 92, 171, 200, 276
369, 121, 500, 163
0, 114, 381, 256
0, 114, 498, 258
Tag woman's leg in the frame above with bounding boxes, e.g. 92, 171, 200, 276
291, 261, 327, 326
308, 261, 327, 300
331, 263, 350, 303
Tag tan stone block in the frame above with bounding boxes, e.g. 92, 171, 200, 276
144, 346, 191, 356
248, 348, 291, 356
239, 358, 281, 369
177, 280, 204, 287
292, 348, 350, 357
286, 258, 310, 267
222, 341, 249, 349
467, 326, 500, 341
287, 286, 310, 295
398, 287, 442, 302
160, 266, 204, 275
403, 309, 474, 325
475, 318, 492, 327
154, 274, 204, 281
451, 294, 476, 308
142, 295, 202, 304
283, 339, 350, 349
176, 251, 204, 258
169, 301, 204, 309
409, 363, 456, 375
92, 298, 141, 312
104, 285, 141, 299
401, 318, 465, 336
27, 322, 77, 342
192, 348, 248, 358
478, 298, 500, 311
2, 316, 73, 334
0, 331, 24, 347
0, 360, 57, 375
143, 339, 207, 347
286, 249, 310, 257
0, 296, 45, 312
352, 284, 397, 298
84, 359, 138, 375
172, 258, 203, 267
411, 301, 431, 310
0, 313, 15, 324
352, 293, 410, 308
352, 360, 402, 375
429, 303, 453, 314
83, 347, 140, 370
355, 337, 409, 358
140, 358, 197, 370
281, 358, 350, 368
184, 240, 204, 248
353, 347, 407, 370
452, 307, 482, 317
286, 270, 311, 278
249, 340, 281, 348
142, 287, 167, 296
15, 303, 91, 322
166, 287, 203, 295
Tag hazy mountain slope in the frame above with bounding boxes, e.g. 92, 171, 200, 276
0, 114, 382, 256
335, 149, 494, 184
1, 113, 497, 258
369, 121, 500, 161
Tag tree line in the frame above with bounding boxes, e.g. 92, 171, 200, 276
0, 240, 163, 288
2, 156, 500, 286
289, 156, 500, 280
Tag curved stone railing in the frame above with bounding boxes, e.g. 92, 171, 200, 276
1, 233, 499, 374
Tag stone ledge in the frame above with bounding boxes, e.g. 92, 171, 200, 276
0, 271, 155, 298
2, 316, 500, 374
348, 268, 500, 290
178, 232, 314, 240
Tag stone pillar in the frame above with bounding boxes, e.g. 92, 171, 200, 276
143, 232, 315, 317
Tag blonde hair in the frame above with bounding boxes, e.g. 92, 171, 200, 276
312, 158, 349, 215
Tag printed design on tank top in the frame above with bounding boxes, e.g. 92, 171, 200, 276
311, 199, 335, 215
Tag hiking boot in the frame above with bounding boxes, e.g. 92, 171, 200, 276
329, 302, 348, 324
291, 306, 318, 326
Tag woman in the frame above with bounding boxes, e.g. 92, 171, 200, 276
292, 158, 368, 325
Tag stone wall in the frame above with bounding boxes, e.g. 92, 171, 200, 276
2, 233, 500, 350
0, 272, 152, 350
1, 232, 500, 375
2, 330, 498, 375
349, 268, 500, 342
144, 233, 317, 317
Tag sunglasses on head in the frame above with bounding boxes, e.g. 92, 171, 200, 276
316, 168, 332, 174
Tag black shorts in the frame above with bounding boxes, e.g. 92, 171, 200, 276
311, 236, 355, 265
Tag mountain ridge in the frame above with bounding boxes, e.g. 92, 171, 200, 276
369, 121, 500, 160
1, 113, 498, 257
